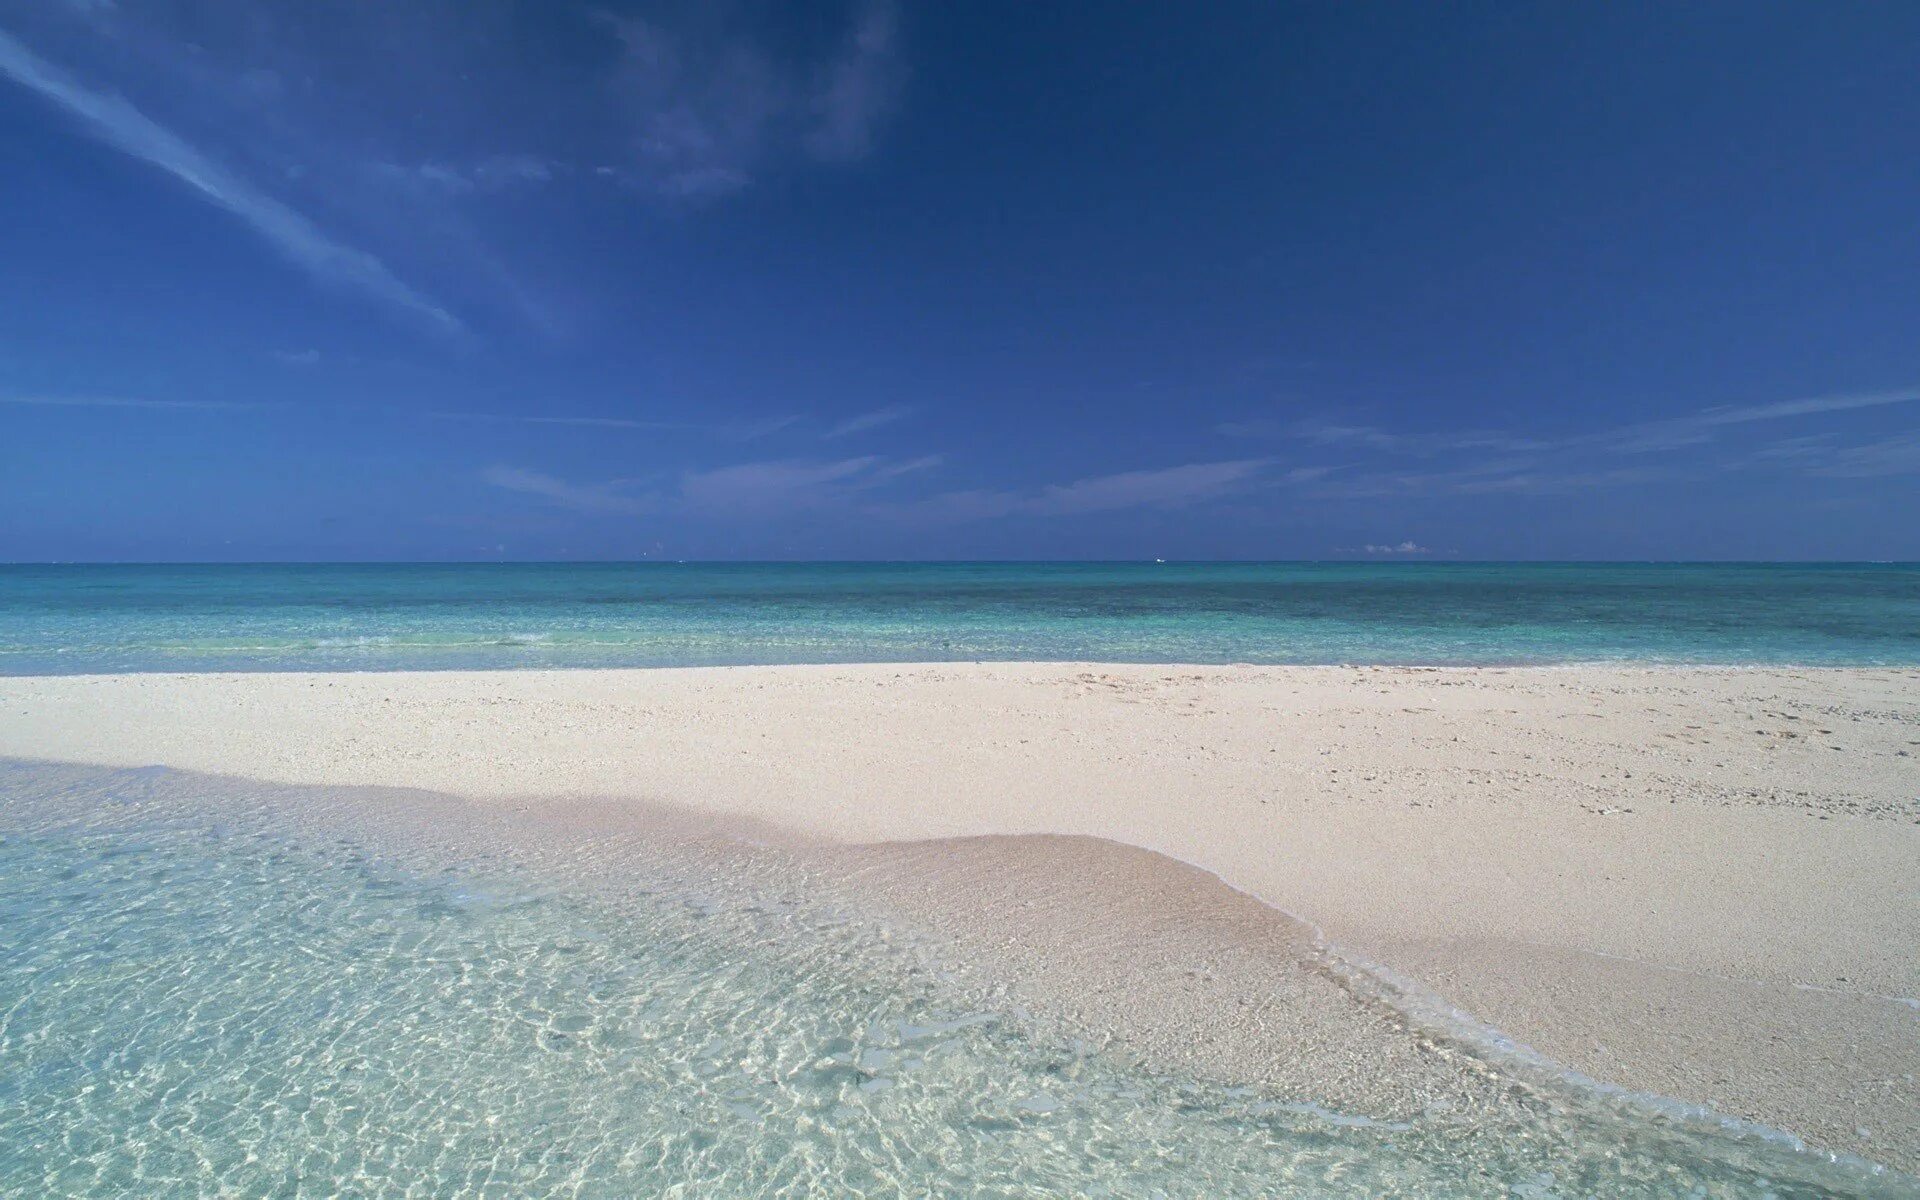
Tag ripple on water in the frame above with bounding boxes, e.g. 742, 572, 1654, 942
0, 759, 1908, 1198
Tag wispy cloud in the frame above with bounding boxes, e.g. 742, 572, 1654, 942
8, 2, 906, 342
872, 453, 943, 479
372, 155, 559, 198
1588, 387, 1920, 453
1222, 419, 1548, 456
483, 453, 1271, 528
598, 0, 904, 197
483, 453, 939, 520
904, 459, 1273, 522
479, 466, 653, 515
731, 414, 805, 440
431, 409, 798, 439
0, 27, 463, 337
822, 403, 914, 439
680, 456, 890, 513
1356, 540, 1431, 555
1306, 462, 1687, 500
1222, 386, 1920, 496
805, 0, 905, 162
1024, 459, 1270, 515
1677, 388, 1920, 428
437, 411, 690, 432
1808, 432, 1920, 478
1748, 429, 1920, 479
1233, 388, 1920, 455
678, 453, 941, 514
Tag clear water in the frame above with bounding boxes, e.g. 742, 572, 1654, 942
0, 762, 1907, 1197
1, 561, 1916, 673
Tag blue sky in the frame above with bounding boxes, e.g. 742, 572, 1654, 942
2, 1, 1917, 561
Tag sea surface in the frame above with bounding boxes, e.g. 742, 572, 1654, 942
2, 561, 1917, 673
1, 760, 1905, 1198
5, 564, 1917, 1195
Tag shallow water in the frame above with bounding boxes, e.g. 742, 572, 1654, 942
0, 761, 1906, 1197
2, 561, 1916, 673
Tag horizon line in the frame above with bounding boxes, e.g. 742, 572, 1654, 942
2, 558, 1915, 568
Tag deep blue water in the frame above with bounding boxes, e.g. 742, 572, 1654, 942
2, 561, 1916, 673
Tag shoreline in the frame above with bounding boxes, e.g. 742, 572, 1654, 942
10, 759, 1901, 1195
2, 662, 1916, 1168
7, 658, 1918, 678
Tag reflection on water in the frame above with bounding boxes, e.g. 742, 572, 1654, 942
0, 762, 1906, 1197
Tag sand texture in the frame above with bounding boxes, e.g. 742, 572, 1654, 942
2, 663, 1916, 1168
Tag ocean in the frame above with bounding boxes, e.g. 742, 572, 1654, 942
3, 562, 1916, 1196
2, 561, 1917, 673
0, 760, 1903, 1198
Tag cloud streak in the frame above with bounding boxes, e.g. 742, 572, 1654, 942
482, 454, 1271, 526
598, 0, 904, 198
479, 466, 652, 515
679, 456, 887, 513
1590, 387, 1920, 453
483, 453, 940, 519
822, 404, 914, 439
1749, 429, 1920, 479
905, 459, 1273, 522
0, 27, 462, 336
1222, 419, 1548, 456
1024, 459, 1270, 515
1223, 386, 1920, 496
805, 0, 905, 162
431, 409, 798, 439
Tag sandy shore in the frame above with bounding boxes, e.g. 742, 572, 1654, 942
2, 663, 1916, 1168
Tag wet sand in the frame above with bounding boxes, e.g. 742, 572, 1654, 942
1, 663, 1915, 1167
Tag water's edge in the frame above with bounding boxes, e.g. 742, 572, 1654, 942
1, 757, 1909, 1196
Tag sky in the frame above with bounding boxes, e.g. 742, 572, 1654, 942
2, 1, 1917, 562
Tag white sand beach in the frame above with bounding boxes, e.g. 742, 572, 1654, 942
2, 663, 1916, 1168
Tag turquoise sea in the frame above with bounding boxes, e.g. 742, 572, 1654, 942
4, 563, 1917, 1196
1, 761, 1907, 1198
1, 561, 1917, 673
